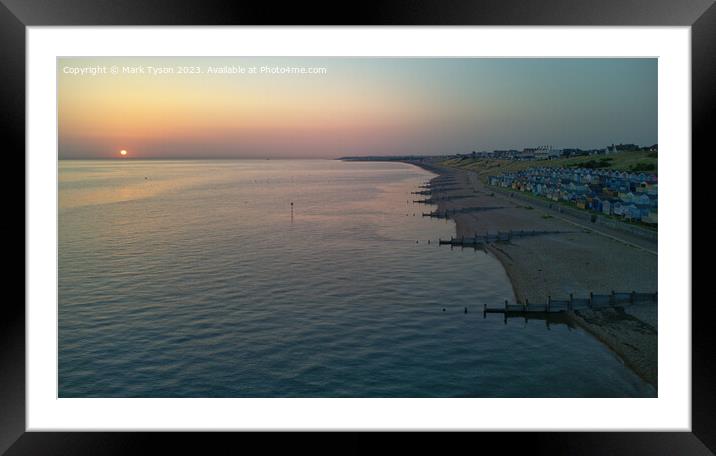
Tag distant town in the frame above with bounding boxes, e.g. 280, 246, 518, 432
341, 143, 657, 166
460, 143, 657, 161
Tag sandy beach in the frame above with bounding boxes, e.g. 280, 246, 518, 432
410, 161, 658, 388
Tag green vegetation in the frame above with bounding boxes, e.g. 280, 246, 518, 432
578, 157, 613, 169
440, 150, 658, 180
628, 162, 656, 172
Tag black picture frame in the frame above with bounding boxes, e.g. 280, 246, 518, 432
4, 0, 710, 454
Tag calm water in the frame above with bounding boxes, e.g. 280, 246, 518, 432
59, 159, 654, 397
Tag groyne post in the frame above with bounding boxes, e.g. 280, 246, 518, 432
589, 291, 593, 308
547, 295, 551, 313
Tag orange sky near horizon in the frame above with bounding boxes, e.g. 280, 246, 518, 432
59, 57, 458, 159
58, 57, 657, 159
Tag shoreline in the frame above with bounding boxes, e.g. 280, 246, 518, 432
408, 160, 658, 389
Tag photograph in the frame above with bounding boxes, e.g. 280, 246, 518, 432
5, 0, 709, 449
58, 56, 658, 398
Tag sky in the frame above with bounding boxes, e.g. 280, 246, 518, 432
58, 57, 657, 159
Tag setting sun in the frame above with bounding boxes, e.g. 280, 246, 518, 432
120, 149, 127, 157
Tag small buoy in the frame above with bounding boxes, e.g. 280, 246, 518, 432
427, 240, 430, 244
464, 307, 468, 314
442, 308, 446, 312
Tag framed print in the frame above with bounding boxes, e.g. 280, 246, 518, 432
5, 0, 712, 453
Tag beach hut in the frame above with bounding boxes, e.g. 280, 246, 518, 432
624, 204, 641, 221
602, 199, 612, 215
612, 202, 624, 216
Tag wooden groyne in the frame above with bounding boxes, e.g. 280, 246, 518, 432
422, 206, 505, 219
431, 194, 476, 201
483, 291, 657, 317
439, 229, 569, 245
420, 183, 461, 189
423, 182, 457, 189
422, 186, 463, 192
413, 195, 476, 204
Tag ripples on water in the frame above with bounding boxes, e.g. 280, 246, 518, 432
58, 160, 655, 397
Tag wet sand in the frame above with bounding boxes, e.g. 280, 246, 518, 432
410, 161, 658, 388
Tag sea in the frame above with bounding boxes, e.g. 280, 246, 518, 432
58, 159, 655, 397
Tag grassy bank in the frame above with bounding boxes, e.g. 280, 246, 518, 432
440, 150, 658, 180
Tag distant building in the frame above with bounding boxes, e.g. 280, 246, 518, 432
616, 143, 640, 151
533, 145, 562, 160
